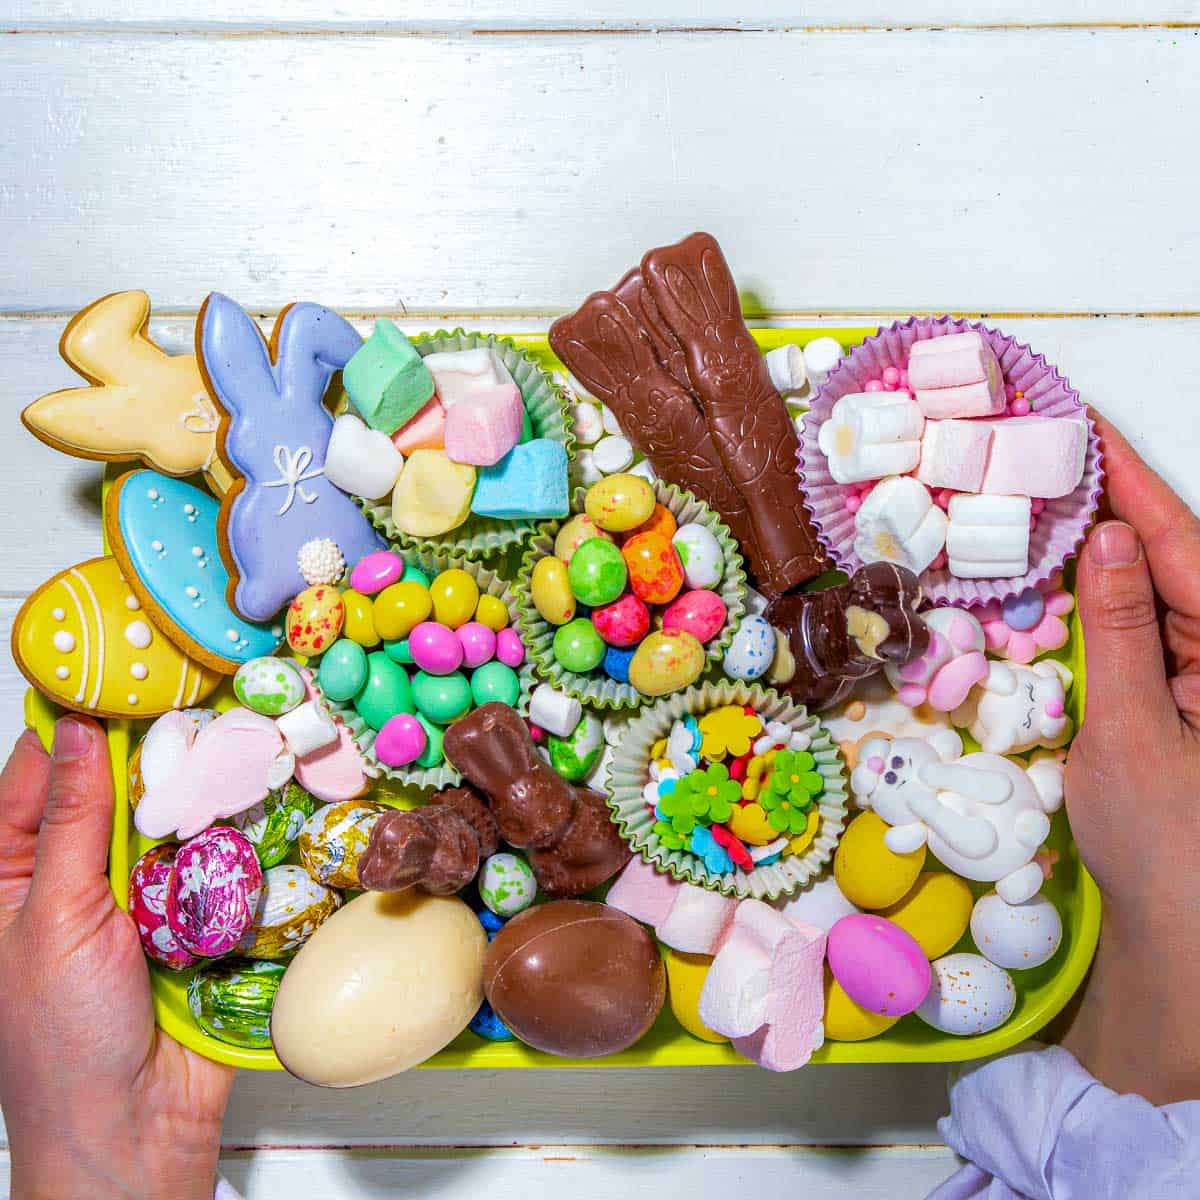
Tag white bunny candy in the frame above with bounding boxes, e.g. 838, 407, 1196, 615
953, 660, 1073, 755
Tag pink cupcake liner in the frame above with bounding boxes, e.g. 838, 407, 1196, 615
798, 316, 1104, 608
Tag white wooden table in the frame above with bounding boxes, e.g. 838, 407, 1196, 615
2, 5, 1199, 1195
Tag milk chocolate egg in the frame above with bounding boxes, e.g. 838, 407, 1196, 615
483, 900, 665, 1057
271, 891, 486, 1086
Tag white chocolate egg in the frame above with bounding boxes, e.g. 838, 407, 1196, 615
915, 952, 1016, 1036
970, 891, 1063, 971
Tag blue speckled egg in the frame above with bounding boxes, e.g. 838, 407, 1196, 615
470, 996, 515, 1041
603, 644, 635, 683
722, 614, 775, 681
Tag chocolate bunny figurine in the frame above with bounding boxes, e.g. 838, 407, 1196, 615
766, 561, 930, 710
611, 266, 693, 388
443, 703, 631, 897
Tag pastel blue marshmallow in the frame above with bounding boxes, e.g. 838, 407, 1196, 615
471, 439, 568, 520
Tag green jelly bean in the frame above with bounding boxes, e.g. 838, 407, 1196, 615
317, 639, 368, 703
518, 406, 533, 444
412, 669, 473, 724
470, 660, 521, 707
353, 652, 415, 731
553, 617, 605, 673
416, 713, 445, 767
383, 637, 414, 665
567, 538, 627, 607
402, 565, 430, 588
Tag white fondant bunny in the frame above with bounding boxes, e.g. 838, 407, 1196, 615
850, 732, 1065, 904
953, 659, 1073, 755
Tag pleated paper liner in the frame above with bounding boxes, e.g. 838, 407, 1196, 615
357, 330, 576, 561
317, 550, 534, 792
515, 481, 748, 711
608, 681, 848, 900
797, 317, 1104, 608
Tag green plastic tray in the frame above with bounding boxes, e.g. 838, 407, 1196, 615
25, 326, 1099, 1072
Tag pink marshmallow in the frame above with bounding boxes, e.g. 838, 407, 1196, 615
605, 855, 678, 928
914, 378, 1006, 420
392, 398, 447, 453
979, 415, 1088, 499
916, 419, 992, 492
443, 382, 524, 466
907, 331, 996, 389
605, 856, 737, 954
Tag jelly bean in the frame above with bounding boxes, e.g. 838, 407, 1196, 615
553, 617, 605, 673
317, 638, 369, 703
374, 712, 428, 767
495, 627, 525, 668
723, 613, 774, 681
622, 532, 684, 605
671, 523, 725, 590
554, 513, 613, 564
353, 652, 415, 730
430, 568, 479, 630
584, 473, 656, 532
402, 564, 430, 588
383, 637, 414, 664
415, 712, 445, 767
628, 630, 705, 696
530, 555, 575, 626
373, 580, 432, 641
567, 538, 628, 607
286, 585, 344, 656
341, 588, 380, 647
412, 668, 473, 724
603, 644, 635, 684
456, 621, 497, 668
234, 656, 306, 716
349, 549, 405, 595
470, 660, 521, 707
592, 592, 650, 648
408, 621, 465, 675
662, 589, 727, 644
473, 593, 509, 632
624, 502, 677, 543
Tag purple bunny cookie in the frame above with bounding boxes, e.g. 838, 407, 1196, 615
199, 293, 384, 622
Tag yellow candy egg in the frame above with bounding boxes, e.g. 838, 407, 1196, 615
341, 589, 380, 648
584, 473, 656, 533
373, 581, 432, 642
879, 871, 973, 960
728, 802, 777, 847
823, 972, 900, 1042
430, 569, 479, 630
628, 630, 705, 697
530, 556, 575, 626
833, 811, 926, 910
664, 949, 728, 1044
285, 585, 345, 657
474, 593, 509, 632
554, 514, 613, 564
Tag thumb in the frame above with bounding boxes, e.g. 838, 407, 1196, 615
30, 716, 115, 905
1076, 520, 1174, 736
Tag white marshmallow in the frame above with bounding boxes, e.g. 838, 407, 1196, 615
627, 458, 657, 483
817, 392, 924, 484
570, 401, 604, 445
422, 347, 514, 408
593, 434, 634, 474
529, 684, 582, 738
323, 412, 405, 500
276, 701, 338, 759
600, 403, 622, 435
657, 884, 740, 955
765, 344, 808, 394
575, 448, 604, 485
567, 371, 595, 401
743, 587, 770, 616
946, 494, 1032, 578
803, 336, 844, 385
853, 476, 947, 574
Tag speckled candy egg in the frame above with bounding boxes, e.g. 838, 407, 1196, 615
834, 812, 926, 910
189, 959, 286, 1048
567, 538, 628, 607
553, 618, 605, 673
722, 613, 774, 681
970, 892, 1063, 971
238, 864, 342, 960
826, 913, 932, 1017
286, 585, 345, 657
584, 473, 656, 533
915, 952, 1017, 1036
547, 712, 604, 782
662, 589, 727, 644
672, 523, 725, 590
409, 621, 465, 675
317, 638, 369, 703
478, 852, 538, 917
592, 592, 650, 648
530, 556, 575, 626
554, 514, 613, 564
226, 780, 316, 869
298, 800, 383, 889
880, 871, 973, 960
233, 656, 306, 716
622, 532, 683, 605
628, 630, 705, 697
166, 827, 263, 959
626, 502, 677, 543
129, 844, 198, 971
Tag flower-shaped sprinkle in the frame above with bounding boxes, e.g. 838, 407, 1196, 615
762, 750, 823, 835
667, 720, 699, 774
710, 823, 754, 871
643, 771, 678, 810
978, 585, 1074, 665
674, 763, 742, 825
786, 809, 821, 856
652, 820, 687, 851
690, 825, 734, 874
698, 705, 763, 760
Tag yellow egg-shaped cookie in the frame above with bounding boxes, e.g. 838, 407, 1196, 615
664, 949, 728, 1044
879, 871, 974, 960
833, 811, 925, 910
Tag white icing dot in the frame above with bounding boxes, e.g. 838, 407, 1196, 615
151, 540, 164, 552
226, 629, 240, 643
127, 693, 139, 706
185, 586, 199, 598
125, 594, 140, 610
130, 662, 148, 680
192, 546, 204, 557
53, 630, 75, 653
55, 666, 69, 680
147, 488, 159, 500
183, 503, 196, 514
124, 620, 153, 649
52, 607, 65, 621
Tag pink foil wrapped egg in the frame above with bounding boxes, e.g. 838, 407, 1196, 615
456, 621, 497, 669
129, 843, 197, 971
166, 827, 263, 959
408, 621, 465, 675
374, 712, 428, 767
496, 627, 525, 668
349, 550, 405, 595
826, 913, 932, 1017
661, 589, 727, 644
592, 592, 651, 648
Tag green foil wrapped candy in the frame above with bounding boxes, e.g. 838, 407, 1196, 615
226, 781, 316, 869
188, 959, 286, 1049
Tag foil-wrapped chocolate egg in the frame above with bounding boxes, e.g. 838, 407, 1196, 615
188, 959, 286, 1048
128, 843, 197, 971
238, 864, 342, 960
298, 799, 384, 889
166, 826, 263, 958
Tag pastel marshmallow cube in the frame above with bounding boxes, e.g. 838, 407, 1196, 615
324, 413, 405, 500
472, 439, 569, 520
764, 343, 807, 394
343, 320, 435, 435
422, 347, 515, 408
605, 855, 678, 928
915, 379, 1007, 421
392, 398, 447, 453
909, 332, 1006, 419
816, 392, 924, 484
529, 684, 581, 738
443, 383, 524, 466
853, 475, 948, 575
979, 416, 1088, 499
657, 884, 739, 955
916, 419, 993, 493
946, 494, 1032, 578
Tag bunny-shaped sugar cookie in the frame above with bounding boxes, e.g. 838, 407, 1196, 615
953, 659, 1073, 755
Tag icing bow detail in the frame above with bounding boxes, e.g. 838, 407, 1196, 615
263, 444, 323, 515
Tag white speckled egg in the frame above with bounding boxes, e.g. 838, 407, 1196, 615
915, 952, 1016, 1036
722, 613, 775, 681
970, 892, 1063, 971
671, 523, 725, 590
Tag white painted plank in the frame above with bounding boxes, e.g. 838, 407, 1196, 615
2, 31, 1199, 313
0, 1146, 964, 1198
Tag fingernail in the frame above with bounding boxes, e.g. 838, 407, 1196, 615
1095, 521, 1140, 567
53, 717, 92, 762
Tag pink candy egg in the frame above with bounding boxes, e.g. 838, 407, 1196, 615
349, 550, 405, 595
128, 843, 197, 971
496, 627, 525, 668
166, 827, 262, 959
592, 592, 651, 648
826, 914, 931, 1018
662, 589, 727, 644
408, 621, 464, 675
374, 712, 428, 767
456, 621, 497, 668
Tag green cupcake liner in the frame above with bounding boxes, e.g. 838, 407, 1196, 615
317, 551, 534, 793
357, 330, 575, 561
515, 481, 747, 711
608, 681, 848, 900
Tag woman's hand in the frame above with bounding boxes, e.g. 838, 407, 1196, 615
1061, 413, 1200, 1103
0, 716, 233, 1200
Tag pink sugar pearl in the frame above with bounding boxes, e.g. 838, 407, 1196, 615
1010, 397, 1032, 416
528, 722, 545, 742
881, 366, 901, 390
935, 489, 956, 511
864, 379, 885, 393
1031, 498, 1045, 514
845, 494, 863, 515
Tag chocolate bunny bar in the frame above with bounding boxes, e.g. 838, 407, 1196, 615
612, 267, 692, 388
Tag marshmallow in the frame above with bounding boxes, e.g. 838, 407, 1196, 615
323, 412, 405, 500
605, 855, 677, 928
529, 684, 581, 738
657, 883, 739, 954
343, 320, 435, 435
472, 439, 569, 520
443, 383, 524, 466
627, 458, 657, 483
575, 448, 604, 485
593, 434, 634, 474
275, 700, 338, 759
600, 403, 622, 435
979, 415, 1087, 499
422, 347, 515, 408
803, 336, 844, 386
817, 392, 924, 484
774, 873, 860, 933
853, 476, 948, 575
916, 419, 991, 493
765, 344, 807, 394
570, 401, 604, 445
391, 398, 447, 454
946, 494, 1032, 578
908, 331, 1006, 419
